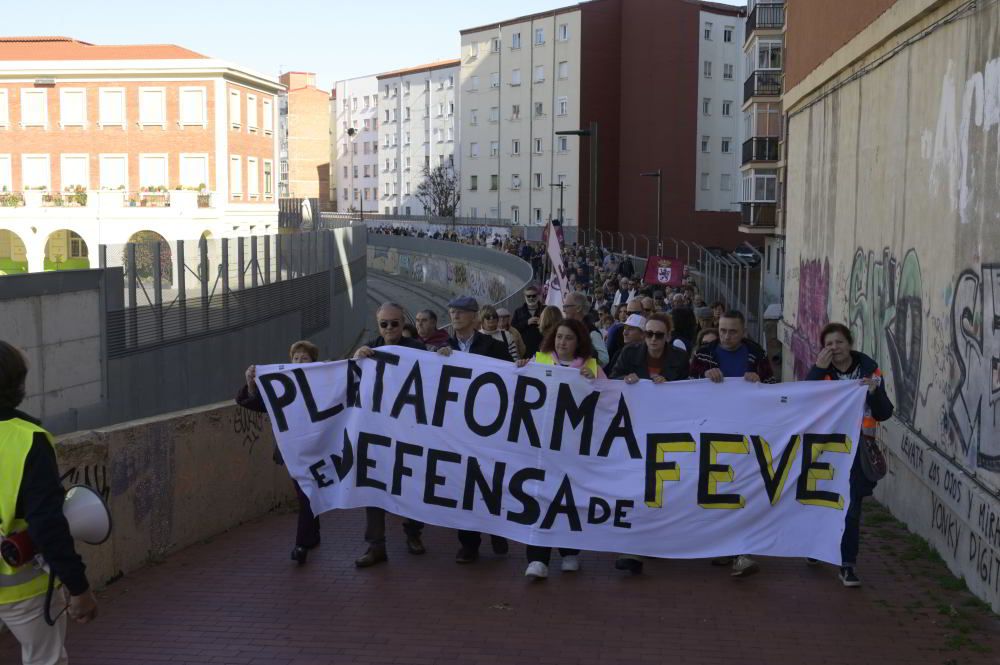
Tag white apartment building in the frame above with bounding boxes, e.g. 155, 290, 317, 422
332, 75, 379, 214
459, 9, 582, 226
376, 60, 460, 215
696, 10, 745, 213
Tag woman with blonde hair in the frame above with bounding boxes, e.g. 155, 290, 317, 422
538, 305, 564, 340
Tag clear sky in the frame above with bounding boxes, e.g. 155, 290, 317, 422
8, 0, 745, 90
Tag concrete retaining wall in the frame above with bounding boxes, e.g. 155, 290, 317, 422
781, 0, 1000, 611
56, 401, 292, 588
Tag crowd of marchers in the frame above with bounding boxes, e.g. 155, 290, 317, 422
236, 238, 893, 590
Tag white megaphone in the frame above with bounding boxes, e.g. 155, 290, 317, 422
62, 485, 112, 546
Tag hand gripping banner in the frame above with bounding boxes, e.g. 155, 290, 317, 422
256, 346, 867, 563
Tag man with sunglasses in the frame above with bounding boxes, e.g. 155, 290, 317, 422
437, 296, 513, 564
352, 302, 429, 568
511, 285, 544, 357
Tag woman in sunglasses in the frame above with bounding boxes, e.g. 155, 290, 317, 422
514, 318, 605, 579
609, 313, 690, 385
478, 304, 520, 360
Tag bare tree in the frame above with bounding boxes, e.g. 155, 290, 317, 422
415, 164, 461, 218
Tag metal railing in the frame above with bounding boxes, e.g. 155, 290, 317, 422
746, 3, 785, 36
743, 70, 783, 103
742, 137, 780, 164
741, 202, 777, 227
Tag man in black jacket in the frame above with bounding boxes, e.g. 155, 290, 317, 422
437, 296, 513, 563
609, 313, 690, 384
0, 341, 98, 664
510, 284, 544, 357
352, 302, 429, 568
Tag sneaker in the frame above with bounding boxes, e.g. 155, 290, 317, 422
525, 561, 549, 579
805, 557, 820, 566
405, 536, 426, 555
560, 555, 580, 572
455, 547, 479, 564
614, 556, 644, 575
731, 555, 760, 577
839, 566, 861, 587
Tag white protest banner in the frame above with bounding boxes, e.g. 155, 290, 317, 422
257, 346, 867, 563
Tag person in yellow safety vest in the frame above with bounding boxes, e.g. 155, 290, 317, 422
514, 318, 605, 580
0, 341, 97, 665
806, 323, 895, 589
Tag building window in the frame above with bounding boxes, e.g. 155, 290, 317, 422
230, 156, 242, 196
510, 69, 521, 86
511, 104, 520, 120
59, 89, 86, 127
470, 75, 480, 91
491, 72, 501, 88
470, 108, 478, 125
180, 154, 209, 188
489, 106, 499, 123
229, 90, 241, 129
491, 37, 501, 53
742, 170, 778, 201
468, 42, 479, 60
98, 88, 125, 127
247, 94, 258, 131
724, 26, 734, 43
723, 63, 734, 80
247, 157, 259, 198
701, 136, 710, 153
721, 173, 732, 191
470, 175, 478, 191
700, 172, 710, 190
721, 137, 732, 153
557, 136, 569, 152
20, 89, 48, 127
557, 97, 568, 116
490, 141, 499, 157
60, 154, 88, 189
558, 23, 569, 41
533, 172, 542, 189
511, 206, 520, 223
533, 208, 542, 224
512, 139, 520, 155
534, 102, 544, 116
512, 32, 521, 49
757, 40, 783, 70
490, 174, 499, 191
179, 87, 207, 126
704, 22, 712, 40
704, 61, 712, 78
534, 27, 545, 45
534, 65, 545, 83
69, 232, 87, 258
534, 138, 543, 154
470, 142, 479, 157
0, 90, 8, 127
139, 154, 168, 189
722, 100, 733, 117
558, 61, 569, 79
511, 174, 521, 190
99, 154, 127, 190
449, 101, 455, 115
702, 98, 711, 115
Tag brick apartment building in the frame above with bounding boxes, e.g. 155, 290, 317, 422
0, 36, 283, 273
278, 71, 331, 208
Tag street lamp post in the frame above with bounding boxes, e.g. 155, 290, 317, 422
347, 127, 363, 222
550, 182, 566, 239
555, 121, 598, 245
640, 169, 662, 255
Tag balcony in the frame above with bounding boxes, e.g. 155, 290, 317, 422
744, 70, 782, 103
742, 137, 779, 165
2, 189, 216, 211
741, 202, 776, 228
746, 3, 785, 38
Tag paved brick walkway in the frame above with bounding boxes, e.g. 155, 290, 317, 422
3, 503, 999, 665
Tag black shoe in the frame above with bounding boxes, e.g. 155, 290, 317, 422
839, 566, 861, 587
614, 557, 644, 575
291, 546, 308, 565
455, 547, 480, 564
805, 557, 820, 566
355, 546, 388, 568
490, 535, 509, 555
406, 536, 426, 555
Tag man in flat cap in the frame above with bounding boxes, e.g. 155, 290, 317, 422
437, 295, 513, 563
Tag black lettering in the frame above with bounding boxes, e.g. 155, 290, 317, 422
391, 441, 424, 495
390, 362, 427, 424
697, 433, 747, 508
464, 372, 508, 436
356, 431, 391, 491
461, 456, 506, 515
506, 467, 546, 525
645, 433, 696, 505
292, 368, 344, 423
346, 360, 362, 408
587, 497, 611, 524
551, 383, 599, 452
540, 474, 582, 531
424, 448, 461, 508
332, 430, 355, 480
597, 394, 641, 459
309, 459, 332, 488
796, 433, 850, 506
370, 351, 401, 413
432, 365, 473, 427
750, 435, 800, 505
614, 500, 634, 528
258, 372, 296, 432
507, 375, 546, 448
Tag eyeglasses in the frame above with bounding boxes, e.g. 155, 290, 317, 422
482, 314, 497, 320
525, 294, 538, 299
379, 320, 401, 329
645, 330, 667, 340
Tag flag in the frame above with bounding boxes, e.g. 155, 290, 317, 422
544, 221, 568, 308
643, 256, 685, 287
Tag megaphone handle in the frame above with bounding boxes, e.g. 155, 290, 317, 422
41, 562, 67, 627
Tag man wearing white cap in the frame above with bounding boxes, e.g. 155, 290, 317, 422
495, 307, 526, 360
607, 313, 646, 370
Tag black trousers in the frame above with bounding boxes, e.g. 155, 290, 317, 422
526, 546, 580, 564
293, 480, 320, 548
457, 530, 507, 552
364, 507, 423, 545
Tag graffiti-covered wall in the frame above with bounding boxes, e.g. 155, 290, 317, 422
782, 0, 1000, 610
